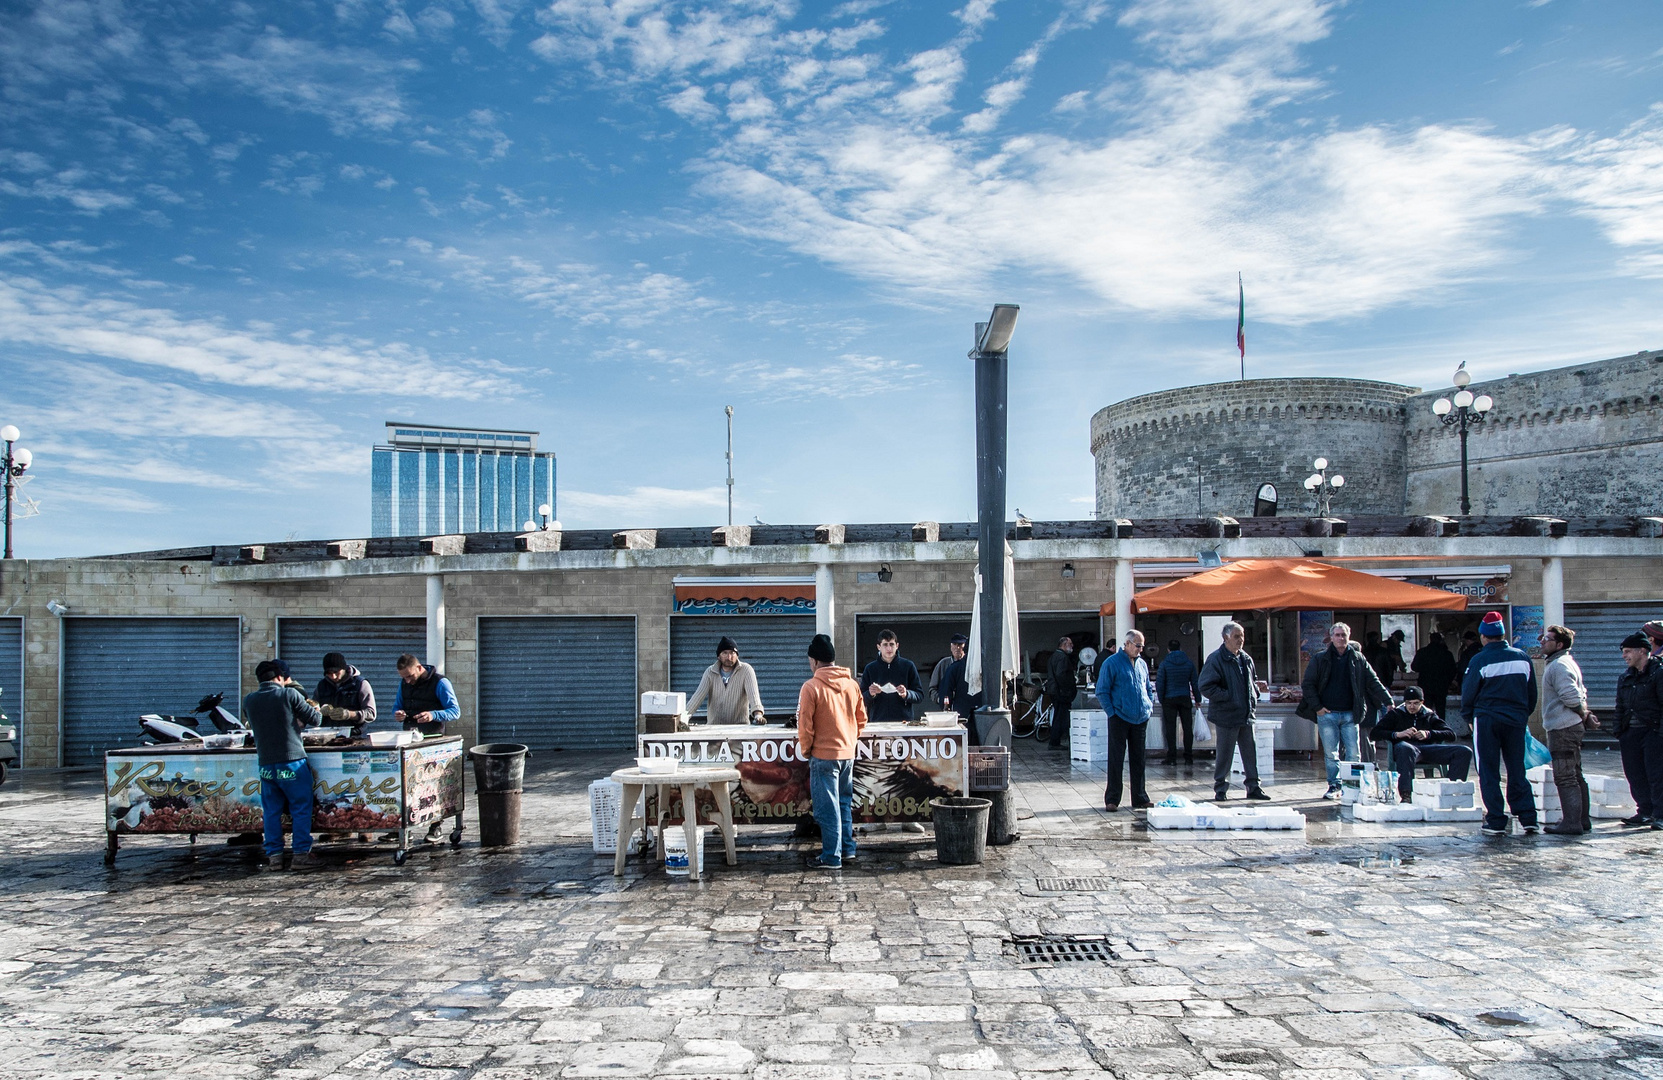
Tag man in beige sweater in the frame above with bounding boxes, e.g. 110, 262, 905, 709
798, 633, 867, 869
686, 636, 765, 725
1541, 624, 1598, 835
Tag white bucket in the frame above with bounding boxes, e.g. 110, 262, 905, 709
663, 825, 707, 877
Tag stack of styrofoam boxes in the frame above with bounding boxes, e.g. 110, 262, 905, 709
1229, 720, 1279, 782
1411, 779, 1482, 822
1147, 803, 1305, 830
1527, 766, 1637, 822
1070, 709, 1109, 764
1337, 760, 1374, 805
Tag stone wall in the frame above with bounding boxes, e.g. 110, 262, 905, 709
1404, 351, 1663, 517
1090, 379, 1417, 519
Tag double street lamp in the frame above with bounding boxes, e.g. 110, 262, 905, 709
1432, 366, 1494, 515
1, 425, 33, 560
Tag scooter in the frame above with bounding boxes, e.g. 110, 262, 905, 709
0, 703, 17, 786
137, 693, 248, 745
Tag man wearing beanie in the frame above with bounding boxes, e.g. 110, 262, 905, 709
314, 652, 377, 731
1369, 686, 1472, 803
687, 636, 765, 725
1461, 611, 1539, 836
245, 659, 324, 869
796, 633, 867, 869
1615, 631, 1663, 828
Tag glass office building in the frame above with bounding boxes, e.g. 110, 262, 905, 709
371, 423, 557, 537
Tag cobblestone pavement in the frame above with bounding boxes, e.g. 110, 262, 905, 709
3, 741, 1662, 1079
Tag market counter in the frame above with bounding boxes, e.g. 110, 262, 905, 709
638, 722, 968, 825
104, 736, 467, 865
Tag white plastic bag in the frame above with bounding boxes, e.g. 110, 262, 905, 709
1193, 712, 1212, 745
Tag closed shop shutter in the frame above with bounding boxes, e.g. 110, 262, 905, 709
670, 615, 817, 718
276, 617, 427, 696
477, 617, 636, 750
61, 617, 241, 767
0, 617, 20, 747
1566, 602, 1661, 715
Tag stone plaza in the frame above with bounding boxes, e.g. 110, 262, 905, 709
3, 742, 1661, 1079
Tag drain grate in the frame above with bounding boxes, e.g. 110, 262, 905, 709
1011, 936, 1115, 964
1034, 877, 1115, 892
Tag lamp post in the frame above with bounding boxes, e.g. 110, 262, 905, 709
971, 304, 1019, 747
1301, 457, 1345, 517
2, 425, 32, 560
1431, 367, 1494, 515
724, 405, 734, 528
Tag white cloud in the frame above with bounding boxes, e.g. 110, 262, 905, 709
559, 484, 728, 524
201, 29, 418, 135
0, 271, 517, 398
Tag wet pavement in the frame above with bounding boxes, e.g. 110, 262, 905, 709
2, 739, 1661, 1078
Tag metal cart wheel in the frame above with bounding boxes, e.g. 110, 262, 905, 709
449, 828, 463, 847
393, 848, 408, 866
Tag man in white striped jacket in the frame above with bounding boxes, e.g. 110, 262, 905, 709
1461, 611, 1540, 837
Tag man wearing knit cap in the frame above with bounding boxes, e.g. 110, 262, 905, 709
314, 652, 377, 731
1461, 611, 1540, 836
687, 636, 765, 725
1643, 621, 1663, 660
796, 633, 867, 869
1615, 631, 1663, 828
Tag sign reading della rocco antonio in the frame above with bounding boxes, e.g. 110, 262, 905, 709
638, 723, 967, 825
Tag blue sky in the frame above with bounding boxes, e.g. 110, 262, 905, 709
2, 0, 1660, 557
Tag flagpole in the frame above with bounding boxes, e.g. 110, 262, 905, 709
1237, 272, 1245, 381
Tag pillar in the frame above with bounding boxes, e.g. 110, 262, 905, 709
1541, 556, 1564, 630
814, 563, 835, 641
1113, 559, 1134, 646
426, 573, 446, 671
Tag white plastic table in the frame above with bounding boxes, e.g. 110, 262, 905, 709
610, 765, 740, 881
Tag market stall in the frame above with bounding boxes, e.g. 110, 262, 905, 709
1113, 559, 1471, 754
104, 735, 466, 866
638, 723, 968, 826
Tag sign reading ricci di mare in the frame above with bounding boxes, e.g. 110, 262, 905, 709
638, 727, 967, 825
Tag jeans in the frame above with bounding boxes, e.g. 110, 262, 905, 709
1104, 717, 1148, 806
1547, 724, 1589, 831
1160, 698, 1195, 760
1386, 741, 1474, 799
1212, 721, 1262, 796
1047, 694, 1074, 747
259, 758, 314, 857
808, 757, 855, 867
1316, 711, 1362, 786
1618, 727, 1663, 819
1476, 715, 1536, 830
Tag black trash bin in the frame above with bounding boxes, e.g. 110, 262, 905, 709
930, 796, 992, 865
469, 743, 530, 846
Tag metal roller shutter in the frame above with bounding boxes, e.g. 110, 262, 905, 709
477, 617, 636, 750
670, 615, 818, 718
61, 617, 241, 767
276, 617, 426, 697
1566, 602, 1661, 715
0, 618, 20, 749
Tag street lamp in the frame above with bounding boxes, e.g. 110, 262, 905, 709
970, 303, 1018, 748
1302, 457, 1344, 517
1431, 366, 1494, 515
2, 425, 32, 560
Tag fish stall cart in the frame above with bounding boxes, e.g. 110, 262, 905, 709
635, 722, 968, 827
104, 733, 467, 866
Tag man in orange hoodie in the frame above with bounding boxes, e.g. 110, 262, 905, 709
797, 633, 868, 869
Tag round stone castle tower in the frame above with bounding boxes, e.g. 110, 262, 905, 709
1090, 378, 1418, 520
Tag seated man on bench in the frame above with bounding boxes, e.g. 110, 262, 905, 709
1370, 686, 1474, 802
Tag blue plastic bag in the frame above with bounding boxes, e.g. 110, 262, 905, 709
1523, 732, 1552, 771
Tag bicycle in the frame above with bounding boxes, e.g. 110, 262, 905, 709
1014, 697, 1054, 740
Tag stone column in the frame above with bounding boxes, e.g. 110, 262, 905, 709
1541, 556, 1564, 630
1113, 559, 1135, 645
815, 564, 835, 641
426, 573, 446, 670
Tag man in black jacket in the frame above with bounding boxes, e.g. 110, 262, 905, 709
1045, 636, 1078, 749
1198, 622, 1270, 802
314, 652, 377, 731
1615, 632, 1663, 827
1299, 622, 1392, 799
1369, 687, 1473, 801
1409, 633, 1458, 720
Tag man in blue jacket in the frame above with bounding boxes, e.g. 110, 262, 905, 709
1096, 630, 1154, 811
1461, 611, 1540, 836
1156, 639, 1201, 766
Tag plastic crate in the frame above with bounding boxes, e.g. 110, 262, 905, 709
967, 745, 1010, 792
589, 779, 644, 854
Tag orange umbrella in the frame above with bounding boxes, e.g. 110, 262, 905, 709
1104, 558, 1471, 615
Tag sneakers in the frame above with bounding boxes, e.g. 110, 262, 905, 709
901, 822, 926, 834
809, 856, 842, 871
1322, 785, 1341, 800
1481, 824, 1507, 836
291, 851, 326, 870
1621, 814, 1653, 827
1245, 790, 1271, 801
1522, 824, 1541, 836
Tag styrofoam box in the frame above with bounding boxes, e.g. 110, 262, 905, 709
641, 691, 686, 714
1592, 803, 1638, 819
1422, 806, 1484, 821
1413, 792, 1474, 809
1419, 779, 1475, 796
1070, 738, 1109, 764
1354, 803, 1426, 822
1146, 807, 1197, 829
1588, 774, 1629, 794
1527, 764, 1553, 784
1337, 761, 1376, 781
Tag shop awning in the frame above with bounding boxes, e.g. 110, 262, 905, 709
1108, 558, 1472, 615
